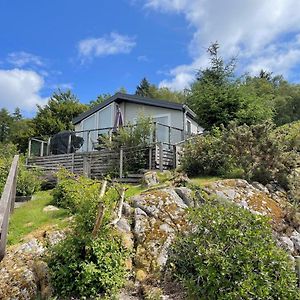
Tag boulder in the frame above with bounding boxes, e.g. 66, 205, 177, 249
43, 205, 59, 212
175, 187, 194, 207
291, 231, 300, 252
280, 236, 294, 253
143, 171, 159, 187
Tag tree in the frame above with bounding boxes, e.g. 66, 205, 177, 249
89, 93, 111, 108
135, 77, 153, 97
34, 90, 87, 137
0, 108, 13, 143
187, 42, 241, 129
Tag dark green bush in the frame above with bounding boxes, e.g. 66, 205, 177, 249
49, 170, 128, 298
181, 122, 297, 187
181, 129, 229, 176
168, 200, 300, 299
47, 229, 128, 299
16, 165, 41, 196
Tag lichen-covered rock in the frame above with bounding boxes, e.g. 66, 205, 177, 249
0, 229, 66, 300
175, 187, 194, 207
291, 231, 300, 252
131, 188, 189, 273
143, 171, 159, 187
280, 236, 295, 253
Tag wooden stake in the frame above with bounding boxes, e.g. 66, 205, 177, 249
92, 180, 108, 237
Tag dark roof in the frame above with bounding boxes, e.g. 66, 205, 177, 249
73, 93, 197, 124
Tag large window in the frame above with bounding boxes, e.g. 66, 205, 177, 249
154, 115, 169, 144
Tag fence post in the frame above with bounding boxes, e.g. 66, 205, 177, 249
40, 141, 44, 157
168, 126, 171, 147
159, 142, 163, 172
47, 137, 51, 156
148, 146, 152, 170
71, 153, 75, 173
153, 122, 157, 143
173, 145, 177, 169
83, 155, 91, 177
67, 133, 72, 154
28, 139, 32, 158
119, 147, 124, 178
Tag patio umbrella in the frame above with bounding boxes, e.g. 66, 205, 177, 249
113, 105, 124, 132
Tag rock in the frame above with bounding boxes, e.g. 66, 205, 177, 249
43, 205, 59, 212
116, 217, 132, 233
40, 172, 57, 190
252, 182, 269, 194
291, 231, 300, 252
280, 236, 294, 253
44, 230, 66, 246
16, 238, 45, 256
175, 187, 193, 207
143, 171, 159, 187
122, 202, 133, 217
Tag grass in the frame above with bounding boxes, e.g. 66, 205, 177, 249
8, 190, 69, 245
190, 176, 223, 187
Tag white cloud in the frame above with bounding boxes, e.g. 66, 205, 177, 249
7, 51, 44, 67
144, 0, 300, 89
0, 69, 47, 113
78, 32, 136, 61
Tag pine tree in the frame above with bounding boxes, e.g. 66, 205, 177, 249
135, 78, 153, 98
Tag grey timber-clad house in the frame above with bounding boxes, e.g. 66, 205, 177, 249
73, 93, 202, 151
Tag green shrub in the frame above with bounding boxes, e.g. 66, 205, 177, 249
99, 115, 154, 173
181, 128, 229, 176
168, 200, 300, 300
181, 121, 297, 187
47, 229, 128, 299
52, 169, 101, 211
16, 165, 41, 196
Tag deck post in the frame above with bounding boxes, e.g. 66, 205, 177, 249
40, 141, 44, 157
83, 155, 91, 177
67, 133, 72, 154
28, 139, 32, 158
168, 126, 171, 147
47, 137, 51, 156
153, 122, 157, 143
158, 142, 163, 171
148, 146, 152, 170
119, 147, 124, 178
173, 145, 177, 169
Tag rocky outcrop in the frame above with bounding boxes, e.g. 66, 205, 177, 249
203, 179, 300, 257
0, 229, 65, 300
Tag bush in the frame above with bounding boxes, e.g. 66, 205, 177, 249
47, 229, 128, 299
99, 115, 154, 173
49, 170, 129, 298
181, 129, 229, 176
16, 165, 41, 196
181, 121, 297, 187
168, 200, 300, 299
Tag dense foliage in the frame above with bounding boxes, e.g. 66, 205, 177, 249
187, 43, 300, 130
49, 170, 129, 298
48, 229, 128, 299
168, 200, 300, 299
34, 90, 87, 138
181, 121, 298, 187
99, 115, 154, 172
0, 143, 40, 196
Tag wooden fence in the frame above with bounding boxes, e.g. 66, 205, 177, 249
0, 155, 19, 261
27, 143, 178, 178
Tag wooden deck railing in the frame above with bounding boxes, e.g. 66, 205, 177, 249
0, 155, 19, 261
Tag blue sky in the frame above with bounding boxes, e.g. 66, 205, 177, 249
1, 0, 300, 115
